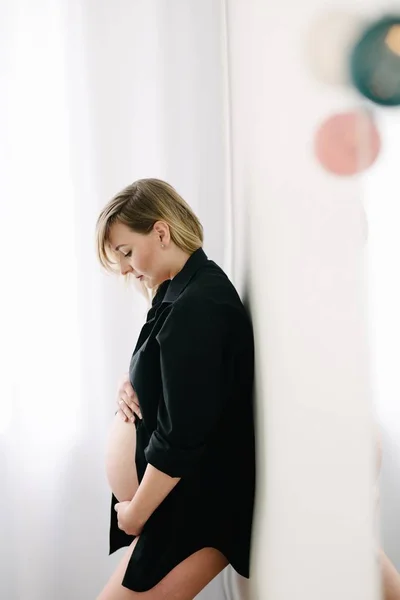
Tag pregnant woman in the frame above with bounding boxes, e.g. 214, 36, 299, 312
95, 178, 256, 600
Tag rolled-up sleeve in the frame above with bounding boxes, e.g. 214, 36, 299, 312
144, 298, 228, 478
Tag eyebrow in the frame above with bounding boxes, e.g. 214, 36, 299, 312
114, 244, 128, 252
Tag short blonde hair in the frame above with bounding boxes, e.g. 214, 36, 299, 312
95, 178, 203, 274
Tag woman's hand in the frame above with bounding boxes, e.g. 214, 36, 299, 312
114, 501, 144, 536
116, 373, 142, 422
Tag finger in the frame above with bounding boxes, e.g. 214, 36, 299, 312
123, 380, 136, 399
119, 396, 142, 423
128, 395, 142, 418
120, 391, 142, 420
117, 396, 134, 421
114, 503, 119, 511
119, 392, 135, 417
116, 396, 131, 421
116, 408, 129, 422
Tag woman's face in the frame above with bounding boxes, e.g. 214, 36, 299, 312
108, 221, 168, 289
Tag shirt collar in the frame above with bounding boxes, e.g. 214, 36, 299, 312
151, 278, 171, 307
162, 247, 208, 303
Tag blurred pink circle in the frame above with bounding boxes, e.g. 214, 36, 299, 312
314, 110, 381, 176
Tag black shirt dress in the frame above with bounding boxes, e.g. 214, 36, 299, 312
109, 248, 256, 592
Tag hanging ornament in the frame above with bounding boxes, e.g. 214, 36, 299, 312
350, 15, 400, 106
314, 110, 381, 176
306, 11, 366, 85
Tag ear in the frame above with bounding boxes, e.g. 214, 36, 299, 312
153, 221, 171, 246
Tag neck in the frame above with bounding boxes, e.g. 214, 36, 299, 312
168, 248, 191, 280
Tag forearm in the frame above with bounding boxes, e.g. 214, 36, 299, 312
127, 463, 180, 528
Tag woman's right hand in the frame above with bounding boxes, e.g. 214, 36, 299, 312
116, 373, 142, 422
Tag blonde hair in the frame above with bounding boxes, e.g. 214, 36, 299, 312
95, 178, 204, 296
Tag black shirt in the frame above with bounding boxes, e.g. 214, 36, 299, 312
109, 248, 256, 592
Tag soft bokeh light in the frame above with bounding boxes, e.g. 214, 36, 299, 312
385, 25, 400, 57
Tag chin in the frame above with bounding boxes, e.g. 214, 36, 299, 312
131, 277, 149, 298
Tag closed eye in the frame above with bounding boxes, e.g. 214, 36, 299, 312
123, 250, 132, 258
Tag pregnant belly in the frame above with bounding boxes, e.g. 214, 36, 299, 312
105, 415, 139, 503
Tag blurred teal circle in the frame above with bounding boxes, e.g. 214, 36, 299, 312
350, 15, 400, 106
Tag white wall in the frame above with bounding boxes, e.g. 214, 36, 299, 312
227, 1, 380, 599
364, 112, 400, 570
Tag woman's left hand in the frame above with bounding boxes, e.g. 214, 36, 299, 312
114, 501, 144, 536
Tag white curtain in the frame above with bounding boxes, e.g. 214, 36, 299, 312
0, 1, 244, 598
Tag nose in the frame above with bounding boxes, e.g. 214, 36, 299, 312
120, 260, 133, 277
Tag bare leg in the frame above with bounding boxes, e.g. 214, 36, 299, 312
96, 537, 229, 600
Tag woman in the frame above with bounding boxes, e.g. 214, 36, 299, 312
95, 178, 256, 599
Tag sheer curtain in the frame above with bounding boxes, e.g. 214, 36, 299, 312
0, 1, 244, 598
